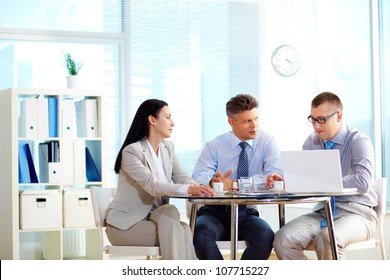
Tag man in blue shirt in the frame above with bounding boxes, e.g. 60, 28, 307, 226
272, 92, 378, 259
192, 94, 283, 260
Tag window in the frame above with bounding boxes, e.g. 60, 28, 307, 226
0, 0, 122, 33
379, 0, 390, 207
0, 0, 123, 187
126, 0, 260, 172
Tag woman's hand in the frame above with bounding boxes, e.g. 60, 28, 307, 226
188, 184, 216, 197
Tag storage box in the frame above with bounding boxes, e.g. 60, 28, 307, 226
63, 189, 95, 228
19, 190, 62, 230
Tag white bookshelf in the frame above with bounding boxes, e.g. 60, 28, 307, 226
0, 88, 106, 259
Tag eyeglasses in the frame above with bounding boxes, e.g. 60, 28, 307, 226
307, 111, 338, 124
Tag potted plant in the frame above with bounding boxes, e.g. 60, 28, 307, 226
64, 52, 83, 88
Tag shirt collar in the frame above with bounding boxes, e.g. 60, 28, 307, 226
323, 124, 347, 146
229, 131, 254, 149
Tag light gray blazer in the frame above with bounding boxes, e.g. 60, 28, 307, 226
105, 139, 194, 230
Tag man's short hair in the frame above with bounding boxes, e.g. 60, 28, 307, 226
311, 92, 343, 111
226, 94, 258, 117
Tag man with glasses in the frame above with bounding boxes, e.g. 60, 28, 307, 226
270, 91, 378, 260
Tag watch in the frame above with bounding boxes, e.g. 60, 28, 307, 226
271, 44, 300, 77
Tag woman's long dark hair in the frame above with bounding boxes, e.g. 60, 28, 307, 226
114, 99, 168, 173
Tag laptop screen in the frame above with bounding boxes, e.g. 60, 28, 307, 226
281, 150, 350, 193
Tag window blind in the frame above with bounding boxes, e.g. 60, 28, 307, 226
127, 0, 260, 174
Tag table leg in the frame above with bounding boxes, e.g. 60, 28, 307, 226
230, 201, 238, 260
189, 203, 197, 235
278, 204, 285, 228
323, 198, 339, 260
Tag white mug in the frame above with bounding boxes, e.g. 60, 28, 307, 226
213, 182, 224, 192
273, 180, 284, 190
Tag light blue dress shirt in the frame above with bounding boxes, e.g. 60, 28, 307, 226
303, 124, 378, 207
192, 130, 283, 185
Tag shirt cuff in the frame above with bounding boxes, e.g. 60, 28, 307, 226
177, 184, 190, 194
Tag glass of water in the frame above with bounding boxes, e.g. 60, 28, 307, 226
239, 176, 253, 192
253, 175, 267, 192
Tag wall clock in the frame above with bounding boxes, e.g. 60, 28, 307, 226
271, 44, 300, 77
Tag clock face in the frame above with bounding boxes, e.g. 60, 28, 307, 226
271, 45, 300, 77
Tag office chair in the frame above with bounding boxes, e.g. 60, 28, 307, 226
344, 178, 387, 259
89, 186, 160, 260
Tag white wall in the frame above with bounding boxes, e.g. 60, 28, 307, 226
258, 0, 316, 151
258, 0, 374, 152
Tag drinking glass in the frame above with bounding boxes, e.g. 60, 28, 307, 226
253, 175, 267, 192
239, 176, 253, 192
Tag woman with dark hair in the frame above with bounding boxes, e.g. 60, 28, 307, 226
105, 99, 215, 260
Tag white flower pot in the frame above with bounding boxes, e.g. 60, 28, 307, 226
66, 75, 80, 89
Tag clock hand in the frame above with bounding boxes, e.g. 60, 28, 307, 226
286, 59, 298, 66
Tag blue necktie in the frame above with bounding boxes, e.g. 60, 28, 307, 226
321, 140, 336, 228
237, 142, 249, 224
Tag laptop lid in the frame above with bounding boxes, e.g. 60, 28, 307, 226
281, 150, 356, 193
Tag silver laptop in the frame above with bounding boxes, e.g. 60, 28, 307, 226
281, 150, 357, 194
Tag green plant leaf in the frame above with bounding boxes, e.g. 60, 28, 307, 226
64, 52, 83, 75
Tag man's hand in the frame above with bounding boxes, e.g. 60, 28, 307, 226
210, 169, 234, 191
266, 173, 284, 188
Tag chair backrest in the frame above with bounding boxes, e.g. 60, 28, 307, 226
373, 178, 387, 219
89, 186, 161, 259
90, 186, 112, 227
